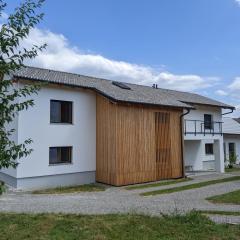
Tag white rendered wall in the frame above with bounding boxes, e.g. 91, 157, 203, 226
16, 84, 96, 178
223, 134, 240, 165
1, 82, 19, 178
184, 139, 220, 171
214, 138, 224, 172
183, 105, 224, 172
184, 140, 202, 170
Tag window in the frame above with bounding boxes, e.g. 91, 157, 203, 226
205, 143, 213, 155
223, 142, 226, 160
204, 114, 212, 130
50, 100, 72, 124
229, 143, 235, 157
49, 147, 72, 164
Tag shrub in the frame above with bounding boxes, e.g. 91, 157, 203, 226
228, 154, 238, 168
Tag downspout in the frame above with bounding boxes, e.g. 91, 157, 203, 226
180, 108, 191, 178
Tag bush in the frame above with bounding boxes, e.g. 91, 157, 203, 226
228, 154, 238, 168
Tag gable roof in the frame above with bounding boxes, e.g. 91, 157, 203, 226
12, 66, 234, 110
223, 118, 240, 134
234, 118, 240, 124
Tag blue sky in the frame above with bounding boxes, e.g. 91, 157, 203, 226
3, 0, 240, 114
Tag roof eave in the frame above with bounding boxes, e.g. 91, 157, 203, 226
181, 101, 235, 110
13, 76, 192, 110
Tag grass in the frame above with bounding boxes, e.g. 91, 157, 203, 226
225, 167, 240, 173
0, 211, 240, 240
199, 210, 240, 216
141, 176, 240, 196
207, 189, 240, 205
125, 177, 192, 190
32, 184, 106, 194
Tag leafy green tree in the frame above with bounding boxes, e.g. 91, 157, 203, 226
0, 0, 46, 169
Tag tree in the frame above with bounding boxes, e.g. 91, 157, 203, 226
0, 0, 46, 169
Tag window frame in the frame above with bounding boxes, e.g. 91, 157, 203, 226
50, 100, 73, 124
205, 143, 214, 155
204, 114, 213, 130
228, 142, 236, 158
223, 142, 226, 160
49, 146, 73, 165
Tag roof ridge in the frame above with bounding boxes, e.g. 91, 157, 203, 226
14, 65, 234, 110
21, 65, 199, 95
20, 65, 114, 83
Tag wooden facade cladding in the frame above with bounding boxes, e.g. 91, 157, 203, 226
96, 95, 183, 186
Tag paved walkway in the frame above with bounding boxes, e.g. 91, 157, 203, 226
0, 172, 240, 224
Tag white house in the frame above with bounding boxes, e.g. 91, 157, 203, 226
223, 117, 240, 165
0, 66, 234, 190
184, 105, 227, 172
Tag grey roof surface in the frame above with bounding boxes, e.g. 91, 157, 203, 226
223, 118, 240, 134
13, 66, 234, 109
234, 118, 240, 124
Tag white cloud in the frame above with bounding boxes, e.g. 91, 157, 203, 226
224, 77, 240, 105
228, 77, 240, 90
215, 89, 228, 96
235, 0, 240, 6
0, 12, 8, 21
20, 28, 219, 92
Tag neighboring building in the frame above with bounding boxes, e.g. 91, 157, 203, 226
223, 117, 240, 165
0, 66, 234, 190
184, 105, 228, 172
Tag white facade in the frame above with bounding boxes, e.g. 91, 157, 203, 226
223, 118, 240, 165
1, 82, 19, 179
0, 82, 228, 189
1, 83, 96, 189
183, 105, 225, 172
224, 135, 240, 165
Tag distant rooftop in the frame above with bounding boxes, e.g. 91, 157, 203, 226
13, 66, 235, 110
223, 118, 240, 135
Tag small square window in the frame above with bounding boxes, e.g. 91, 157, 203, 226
50, 100, 72, 124
49, 147, 72, 164
205, 144, 213, 155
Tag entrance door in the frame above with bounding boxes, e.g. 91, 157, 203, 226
155, 112, 171, 179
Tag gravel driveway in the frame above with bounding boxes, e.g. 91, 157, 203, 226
0, 172, 240, 223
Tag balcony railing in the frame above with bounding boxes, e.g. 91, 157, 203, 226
184, 120, 223, 136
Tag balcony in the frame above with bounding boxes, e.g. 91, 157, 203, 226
184, 120, 223, 136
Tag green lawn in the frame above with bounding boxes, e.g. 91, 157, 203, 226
32, 184, 106, 194
141, 176, 240, 196
0, 212, 240, 240
125, 178, 192, 190
225, 167, 240, 173
207, 190, 240, 205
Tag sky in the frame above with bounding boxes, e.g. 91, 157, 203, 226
2, 0, 240, 115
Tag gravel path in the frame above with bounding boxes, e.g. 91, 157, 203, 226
207, 214, 240, 224
0, 172, 240, 224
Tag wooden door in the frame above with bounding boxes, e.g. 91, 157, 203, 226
155, 112, 172, 179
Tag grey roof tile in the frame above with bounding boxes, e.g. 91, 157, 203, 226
13, 66, 234, 110
223, 117, 240, 134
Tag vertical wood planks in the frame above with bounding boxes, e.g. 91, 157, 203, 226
96, 95, 183, 186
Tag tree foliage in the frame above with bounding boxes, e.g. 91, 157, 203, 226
0, 0, 46, 169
